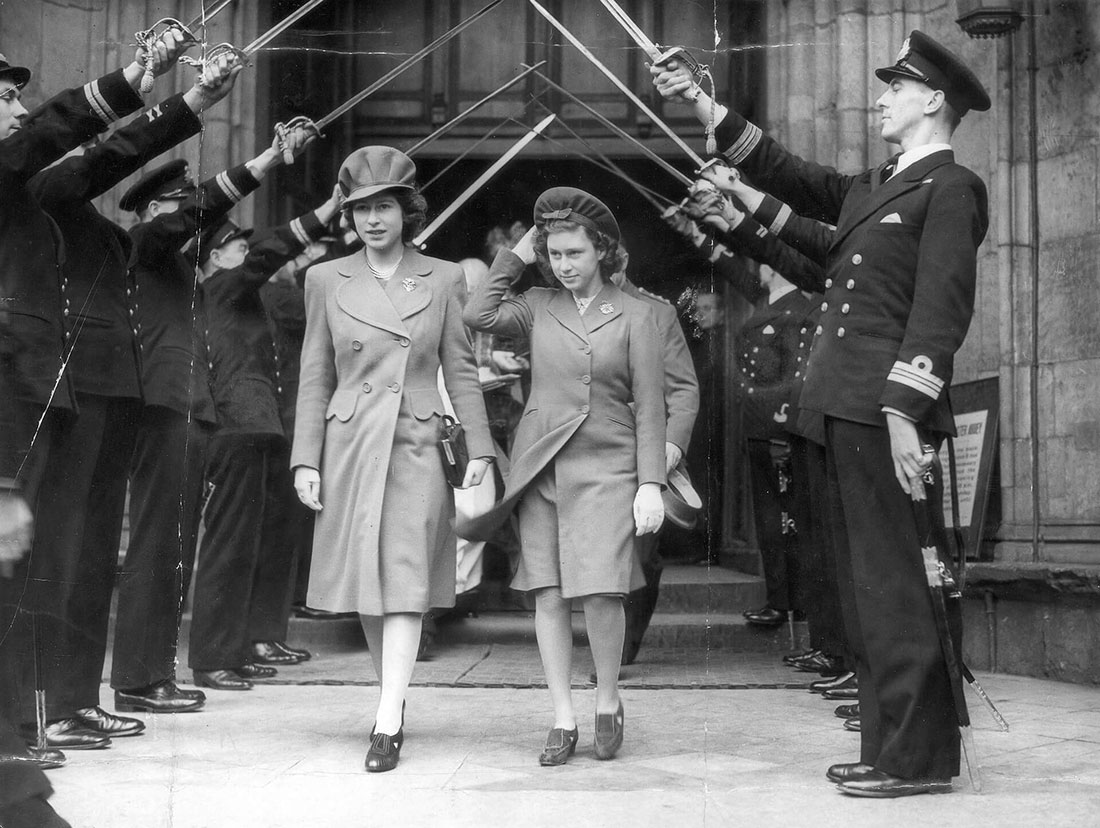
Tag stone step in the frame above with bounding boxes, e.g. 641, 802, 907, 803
654, 565, 767, 614
641, 612, 810, 652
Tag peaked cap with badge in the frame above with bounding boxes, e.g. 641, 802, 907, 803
119, 159, 195, 212
0, 52, 31, 88
875, 30, 991, 115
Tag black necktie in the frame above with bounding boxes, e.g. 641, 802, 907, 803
880, 159, 897, 184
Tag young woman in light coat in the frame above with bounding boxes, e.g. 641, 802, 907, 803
462, 187, 666, 765
292, 147, 493, 772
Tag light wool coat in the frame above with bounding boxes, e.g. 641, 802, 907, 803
291, 248, 493, 615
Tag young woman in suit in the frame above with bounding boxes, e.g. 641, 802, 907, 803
291, 147, 494, 772
462, 187, 666, 765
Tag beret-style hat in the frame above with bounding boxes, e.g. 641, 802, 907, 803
534, 187, 620, 242
875, 30, 991, 115
339, 146, 416, 206
0, 52, 30, 88
120, 159, 195, 212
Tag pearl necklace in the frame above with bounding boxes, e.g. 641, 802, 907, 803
367, 253, 403, 279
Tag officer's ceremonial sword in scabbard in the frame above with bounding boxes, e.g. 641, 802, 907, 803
412, 113, 556, 248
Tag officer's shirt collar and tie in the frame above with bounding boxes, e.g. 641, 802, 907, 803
880, 142, 953, 183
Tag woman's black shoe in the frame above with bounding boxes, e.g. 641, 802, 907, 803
538, 727, 578, 766
365, 727, 403, 773
594, 701, 624, 760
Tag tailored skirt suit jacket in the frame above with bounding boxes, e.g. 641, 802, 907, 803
291, 248, 493, 615
460, 249, 666, 598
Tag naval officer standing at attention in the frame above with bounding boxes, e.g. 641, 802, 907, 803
653, 29, 990, 797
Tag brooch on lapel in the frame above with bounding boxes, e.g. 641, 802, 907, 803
401, 278, 417, 292
599, 302, 614, 315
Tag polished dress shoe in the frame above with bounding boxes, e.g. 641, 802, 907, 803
783, 648, 817, 665
834, 703, 859, 719
294, 604, 355, 620
235, 662, 277, 679
20, 719, 110, 750
794, 652, 846, 676
193, 669, 253, 691
826, 762, 875, 783
594, 701, 624, 760
74, 706, 145, 737
837, 768, 952, 798
251, 640, 301, 665
810, 672, 857, 693
823, 686, 859, 701
364, 727, 403, 772
743, 606, 787, 626
0, 747, 66, 770
843, 716, 861, 732
115, 680, 205, 713
538, 726, 579, 766
273, 641, 311, 661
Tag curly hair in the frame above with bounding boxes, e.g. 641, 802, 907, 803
343, 187, 429, 245
534, 219, 626, 282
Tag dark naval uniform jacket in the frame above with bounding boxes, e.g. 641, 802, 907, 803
718, 114, 989, 435
128, 165, 261, 424
1, 69, 143, 411
203, 213, 327, 439
30, 92, 203, 399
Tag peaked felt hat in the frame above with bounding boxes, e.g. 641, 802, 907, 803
338, 146, 417, 206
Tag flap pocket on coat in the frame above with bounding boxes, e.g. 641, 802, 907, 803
406, 387, 445, 421
325, 390, 359, 422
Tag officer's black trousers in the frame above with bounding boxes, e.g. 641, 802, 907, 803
623, 531, 662, 656
746, 439, 803, 612
824, 417, 961, 780
188, 435, 296, 671
111, 406, 209, 690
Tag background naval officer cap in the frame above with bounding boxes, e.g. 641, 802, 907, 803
338, 146, 416, 206
0, 52, 31, 88
197, 218, 253, 265
120, 159, 195, 212
875, 30, 991, 116
534, 187, 620, 242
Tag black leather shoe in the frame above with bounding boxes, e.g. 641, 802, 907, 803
826, 762, 875, 783
823, 686, 859, 701
594, 701, 624, 760
73, 706, 145, 737
622, 636, 642, 666
272, 641, 311, 661
743, 606, 788, 626
235, 662, 277, 679
365, 727, 403, 773
294, 605, 355, 620
834, 703, 859, 719
783, 648, 817, 665
115, 680, 205, 713
843, 716, 861, 732
795, 652, 846, 675
810, 672, 857, 693
837, 768, 952, 798
193, 670, 253, 691
251, 640, 301, 665
538, 726, 579, 766
0, 747, 66, 770
20, 719, 110, 750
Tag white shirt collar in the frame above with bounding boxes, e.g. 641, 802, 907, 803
768, 284, 797, 305
890, 143, 952, 178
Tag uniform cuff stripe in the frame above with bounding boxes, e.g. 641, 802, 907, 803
887, 360, 945, 399
83, 80, 119, 125
216, 171, 244, 202
770, 203, 792, 235
290, 218, 310, 246
723, 121, 762, 166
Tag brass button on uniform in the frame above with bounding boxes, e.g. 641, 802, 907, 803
362, 382, 372, 393
851, 253, 863, 265
837, 327, 846, 338
815, 325, 823, 336
825, 278, 833, 289
846, 279, 856, 290
820, 302, 828, 312
841, 303, 850, 314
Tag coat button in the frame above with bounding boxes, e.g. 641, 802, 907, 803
352, 340, 362, 351
846, 279, 856, 290
820, 301, 828, 312
362, 382, 372, 393
398, 337, 410, 347
841, 303, 850, 314
389, 382, 401, 393
824, 278, 833, 289
815, 325, 823, 336
837, 327, 846, 338
851, 253, 863, 265
581, 404, 590, 413
581, 375, 591, 384
277, 386, 283, 394
582, 345, 591, 354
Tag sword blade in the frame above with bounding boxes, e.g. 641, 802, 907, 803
406, 60, 546, 156
420, 113, 516, 192
527, 0, 706, 167
315, 0, 505, 131
529, 67, 692, 186
962, 664, 1011, 732
244, 0, 329, 55
597, 0, 661, 59
413, 113, 555, 247
184, 0, 237, 33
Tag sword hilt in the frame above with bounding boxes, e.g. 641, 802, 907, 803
274, 116, 321, 165
653, 45, 706, 80
180, 42, 250, 73
135, 19, 199, 95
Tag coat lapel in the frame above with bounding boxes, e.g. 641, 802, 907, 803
832, 150, 954, 248
583, 282, 624, 334
546, 288, 590, 345
334, 252, 408, 338
383, 249, 434, 321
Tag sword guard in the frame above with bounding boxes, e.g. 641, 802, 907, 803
181, 43, 251, 72
135, 19, 200, 95
274, 116, 322, 164
654, 45, 706, 80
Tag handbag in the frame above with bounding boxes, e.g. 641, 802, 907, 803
438, 414, 469, 488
